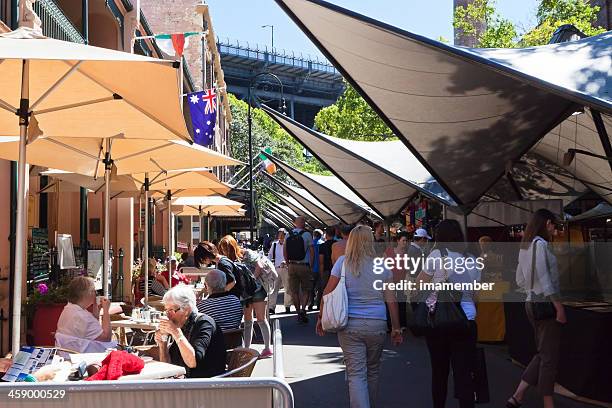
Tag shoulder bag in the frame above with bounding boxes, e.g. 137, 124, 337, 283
321, 260, 348, 332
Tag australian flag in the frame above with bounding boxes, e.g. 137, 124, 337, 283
185, 88, 217, 146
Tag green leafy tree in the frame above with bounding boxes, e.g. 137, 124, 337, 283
453, 0, 605, 48
314, 81, 393, 140
227, 94, 329, 225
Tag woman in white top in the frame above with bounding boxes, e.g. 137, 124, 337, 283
416, 219, 480, 408
56, 276, 113, 352
507, 209, 565, 408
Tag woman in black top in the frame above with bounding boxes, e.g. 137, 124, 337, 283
155, 285, 226, 378
194, 241, 240, 299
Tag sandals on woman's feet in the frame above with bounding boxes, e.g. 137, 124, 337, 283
506, 396, 522, 408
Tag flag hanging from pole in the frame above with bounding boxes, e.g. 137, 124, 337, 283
185, 89, 217, 146
259, 147, 277, 174
155, 32, 199, 57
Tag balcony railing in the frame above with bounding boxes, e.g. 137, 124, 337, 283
34, 0, 84, 43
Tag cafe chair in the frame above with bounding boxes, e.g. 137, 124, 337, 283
223, 328, 244, 350
215, 347, 259, 378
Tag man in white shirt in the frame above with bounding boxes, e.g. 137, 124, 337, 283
267, 228, 292, 314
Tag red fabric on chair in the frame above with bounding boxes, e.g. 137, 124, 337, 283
86, 350, 144, 381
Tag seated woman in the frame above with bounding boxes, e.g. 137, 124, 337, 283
196, 269, 243, 331
55, 276, 117, 352
155, 285, 226, 378
161, 257, 191, 287
136, 258, 168, 301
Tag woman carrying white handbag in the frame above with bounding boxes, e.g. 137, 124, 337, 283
316, 225, 403, 408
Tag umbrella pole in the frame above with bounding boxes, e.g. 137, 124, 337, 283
144, 174, 149, 306
207, 211, 211, 241
12, 59, 30, 356
103, 138, 112, 298
167, 189, 172, 289
199, 206, 203, 242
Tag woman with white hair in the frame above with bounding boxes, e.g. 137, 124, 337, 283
155, 285, 226, 378
197, 269, 243, 331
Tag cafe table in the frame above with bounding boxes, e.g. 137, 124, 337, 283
69, 353, 185, 380
111, 318, 159, 346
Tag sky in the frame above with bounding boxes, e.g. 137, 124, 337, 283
207, 0, 539, 60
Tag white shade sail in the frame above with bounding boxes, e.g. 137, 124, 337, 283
263, 104, 453, 214
264, 185, 326, 227
274, 0, 612, 208
261, 151, 375, 223
263, 173, 340, 226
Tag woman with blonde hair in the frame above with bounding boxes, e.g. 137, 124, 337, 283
316, 225, 403, 408
218, 235, 272, 358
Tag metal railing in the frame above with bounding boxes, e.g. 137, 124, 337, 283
34, 0, 84, 43
217, 37, 339, 75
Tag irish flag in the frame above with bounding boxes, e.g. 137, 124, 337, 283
155, 32, 199, 58
259, 147, 277, 175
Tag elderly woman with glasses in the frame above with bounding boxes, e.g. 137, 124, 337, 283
155, 285, 226, 378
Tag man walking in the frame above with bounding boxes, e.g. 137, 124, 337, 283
284, 216, 314, 323
267, 228, 292, 314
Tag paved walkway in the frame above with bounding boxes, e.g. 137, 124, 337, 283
250, 306, 600, 408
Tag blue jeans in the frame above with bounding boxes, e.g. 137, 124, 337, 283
337, 318, 387, 408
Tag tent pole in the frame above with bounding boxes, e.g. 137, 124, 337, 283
144, 174, 149, 307
167, 189, 172, 289
103, 138, 112, 298
12, 59, 30, 356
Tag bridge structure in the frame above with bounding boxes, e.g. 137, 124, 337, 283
217, 38, 345, 127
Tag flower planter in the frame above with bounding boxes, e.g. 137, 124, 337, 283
30, 303, 66, 346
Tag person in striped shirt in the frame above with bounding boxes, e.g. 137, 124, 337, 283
196, 269, 242, 332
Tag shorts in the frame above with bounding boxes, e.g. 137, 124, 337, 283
288, 263, 313, 294
243, 285, 267, 306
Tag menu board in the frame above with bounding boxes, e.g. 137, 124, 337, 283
56, 234, 76, 269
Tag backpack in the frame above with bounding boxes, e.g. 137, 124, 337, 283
232, 261, 259, 300
286, 230, 307, 261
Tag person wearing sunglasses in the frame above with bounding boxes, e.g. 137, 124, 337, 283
155, 285, 226, 378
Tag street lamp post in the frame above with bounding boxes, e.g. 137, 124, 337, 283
247, 72, 285, 243
261, 24, 274, 52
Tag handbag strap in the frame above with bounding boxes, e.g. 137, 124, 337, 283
530, 239, 550, 292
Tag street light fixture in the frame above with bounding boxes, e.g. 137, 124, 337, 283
247, 72, 285, 243
262, 24, 274, 52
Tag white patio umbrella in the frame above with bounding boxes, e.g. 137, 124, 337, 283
0, 28, 230, 354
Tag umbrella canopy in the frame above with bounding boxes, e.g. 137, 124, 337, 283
169, 205, 246, 217
0, 29, 226, 355
0, 31, 190, 141
40, 169, 230, 198
274, 0, 612, 208
172, 195, 245, 212
261, 150, 378, 223
0, 137, 241, 177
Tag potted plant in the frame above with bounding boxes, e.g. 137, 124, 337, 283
26, 281, 69, 346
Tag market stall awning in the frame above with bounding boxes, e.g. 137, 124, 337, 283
263, 179, 333, 226
262, 197, 318, 229
569, 202, 612, 221
274, 0, 612, 209
263, 105, 452, 214
446, 199, 565, 228
261, 151, 376, 223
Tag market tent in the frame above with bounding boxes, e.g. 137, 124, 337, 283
261, 151, 376, 223
263, 208, 293, 229
263, 172, 340, 226
262, 199, 302, 228
0, 28, 201, 355
263, 217, 280, 229
262, 105, 453, 214
446, 199, 564, 228
264, 185, 326, 227
569, 202, 612, 221
274, 0, 612, 209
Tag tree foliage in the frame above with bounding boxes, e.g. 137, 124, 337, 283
454, 0, 605, 48
314, 81, 393, 140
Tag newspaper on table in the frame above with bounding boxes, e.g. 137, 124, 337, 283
1, 346, 58, 382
